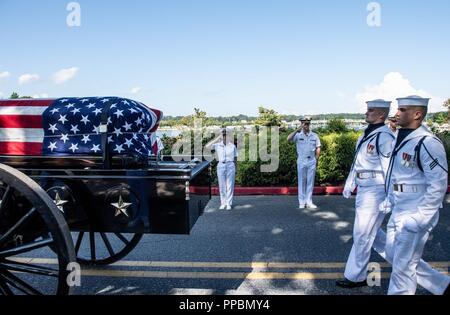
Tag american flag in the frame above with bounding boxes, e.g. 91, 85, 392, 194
0, 97, 163, 157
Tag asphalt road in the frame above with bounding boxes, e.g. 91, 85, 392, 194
12, 195, 450, 295
73, 195, 450, 295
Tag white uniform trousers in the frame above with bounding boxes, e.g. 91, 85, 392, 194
297, 158, 316, 205
385, 212, 450, 295
217, 162, 236, 207
344, 186, 450, 295
344, 185, 386, 282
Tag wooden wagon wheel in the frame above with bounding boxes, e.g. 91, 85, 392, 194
73, 232, 143, 266
0, 164, 76, 295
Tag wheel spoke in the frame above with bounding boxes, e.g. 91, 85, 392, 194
0, 185, 12, 214
0, 207, 37, 246
74, 232, 84, 254
0, 269, 43, 295
0, 275, 14, 295
89, 232, 96, 261
0, 262, 58, 277
0, 238, 53, 258
114, 233, 130, 245
100, 233, 115, 257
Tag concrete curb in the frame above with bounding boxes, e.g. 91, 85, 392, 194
190, 186, 450, 196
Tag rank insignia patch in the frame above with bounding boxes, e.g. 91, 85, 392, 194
367, 144, 375, 154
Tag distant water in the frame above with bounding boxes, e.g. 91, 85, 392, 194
156, 130, 182, 138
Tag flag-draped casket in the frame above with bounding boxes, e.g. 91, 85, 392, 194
0, 97, 163, 158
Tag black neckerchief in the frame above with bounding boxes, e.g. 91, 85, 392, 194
394, 128, 416, 150
364, 123, 385, 138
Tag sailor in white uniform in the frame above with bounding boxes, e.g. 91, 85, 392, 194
382, 95, 450, 295
336, 99, 395, 288
207, 128, 238, 210
287, 117, 321, 209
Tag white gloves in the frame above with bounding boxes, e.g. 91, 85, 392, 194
379, 198, 392, 214
342, 189, 352, 199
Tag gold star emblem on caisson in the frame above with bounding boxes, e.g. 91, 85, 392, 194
53, 192, 68, 213
110, 195, 132, 217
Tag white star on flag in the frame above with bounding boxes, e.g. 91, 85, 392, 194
124, 138, 134, 148
50, 108, 59, 114
70, 124, 80, 134
69, 143, 79, 153
48, 142, 57, 152
113, 109, 124, 118
81, 135, 91, 144
91, 144, 101, 153
60, 134, 69, 143
92, 125, 101, 134
48, 124, 58, 134
81, 115, 90, 125
58, 114, 68, 124
114, 144, 125, 154
123, 122, 132, 131
70, 108, 81, 115
93, 108, 102, 116
113, 128, 123, 137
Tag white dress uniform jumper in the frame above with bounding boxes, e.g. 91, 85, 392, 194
343, 123, 395, 283
293, 131, 321, 207
384, 125, 450, 295
213, 142, 238, 208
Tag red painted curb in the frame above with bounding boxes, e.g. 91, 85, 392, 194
190, 186, 450, 196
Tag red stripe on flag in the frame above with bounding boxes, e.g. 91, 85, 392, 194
0, 100, 54, 107
0, 115, 43, 128
0, 142, 43, 155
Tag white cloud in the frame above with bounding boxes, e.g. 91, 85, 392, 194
355, 72, 445, 113
0, 92, 4, 99
32, 93, 49, 99
0, 71, 11, 79
131, 87, 142, 94
52, 67, 79, 85
18, 73, 40, 85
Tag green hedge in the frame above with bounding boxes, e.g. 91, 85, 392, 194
162, 130, 450, 186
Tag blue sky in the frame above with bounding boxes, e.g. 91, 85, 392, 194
0, 0, 449, 116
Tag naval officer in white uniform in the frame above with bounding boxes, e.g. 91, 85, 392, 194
336, 99, 395, 288
207, 128, 238, 210
382, 95, 450, 295
287, 117, 321, 209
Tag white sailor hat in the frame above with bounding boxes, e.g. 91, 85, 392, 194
300, 116, 312, 122
366, 99, 391, 108
396, 95, 430, 107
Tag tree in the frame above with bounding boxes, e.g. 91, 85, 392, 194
255, 106, 282, 127
9, 92, 32, 99
444, 99, 450, 120
326, 118, 348, 133
432, 112, 448, 124
179, 108, 210, 126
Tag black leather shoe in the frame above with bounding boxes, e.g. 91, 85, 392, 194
336, 278, 368, 288
444, 284, 450, 295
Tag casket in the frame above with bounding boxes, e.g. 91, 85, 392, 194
0, 97, 163, 159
